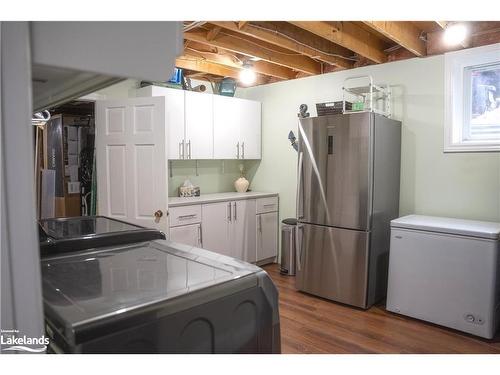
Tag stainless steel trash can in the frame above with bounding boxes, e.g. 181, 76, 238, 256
280, 218, 297, 276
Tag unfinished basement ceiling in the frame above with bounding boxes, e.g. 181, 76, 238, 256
178, 21, 500, 86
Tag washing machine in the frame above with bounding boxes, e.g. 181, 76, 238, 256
39, 216, 281, 353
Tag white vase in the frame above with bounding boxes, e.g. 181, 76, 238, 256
234, 177, 249, 193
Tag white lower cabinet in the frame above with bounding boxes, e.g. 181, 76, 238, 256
169, 223, 202, 247
169, 195, 278, 264
201, 200, 256, 262
201, 202, 231, 257
256, 211, 278, 263
230, 200, 257, 263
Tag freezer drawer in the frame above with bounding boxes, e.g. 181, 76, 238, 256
386, 227, 500, 339
296, 223, 370, 308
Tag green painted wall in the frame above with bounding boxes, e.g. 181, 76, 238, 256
238, 55, 500, 225
168, 159, 259, 197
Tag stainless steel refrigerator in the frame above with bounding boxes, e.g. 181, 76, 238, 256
296, 112, 401, 309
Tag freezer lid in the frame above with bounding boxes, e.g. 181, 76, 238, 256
39, 216, 166, 256
391, 215, 500, 240
42, 240, 259, 342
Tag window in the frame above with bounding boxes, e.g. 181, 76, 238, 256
444, 43, 500, 152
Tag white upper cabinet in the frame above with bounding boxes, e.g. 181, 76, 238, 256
213, 95, 261, 160
166, 89, 186, 160
184, 91, 214, 159
136, 86, 185, 160
237, 98, 261, 160
213, 95, 241, 159
136, 86, 261, 160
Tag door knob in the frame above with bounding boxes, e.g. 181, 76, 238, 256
154, 210, 163, 219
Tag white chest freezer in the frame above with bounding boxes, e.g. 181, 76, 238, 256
386, 215, 500, 339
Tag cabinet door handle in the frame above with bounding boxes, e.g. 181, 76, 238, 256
241, 142, 245, 159
198, 224, 202, 247
236, 142, 240, 159
179, 142, 183, 159
233, 202, 237, 221
182, 140, 186, 159
178, 214, 196, 219
258, 214, 262, 232
228, 202, 232, 222
187, 140, 191, 159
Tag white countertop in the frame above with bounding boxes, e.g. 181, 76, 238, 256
169, 191, 278, 207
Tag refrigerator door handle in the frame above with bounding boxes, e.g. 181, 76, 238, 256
296, 151, 304, 220
295, 223, 303, 271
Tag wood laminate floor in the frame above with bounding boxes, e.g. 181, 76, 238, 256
262, 264, 500, 354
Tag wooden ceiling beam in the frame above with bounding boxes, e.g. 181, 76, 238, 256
184, 41, 298, 80
289, 21, 387, 64
206, 26, 221, 41
184, 27, 321, 75
435, 21, 449, 29
237, 21, 248, 29
362, 21, 426, 56
209, 21, 353, 69
176, 56, 270, 85
426, 22, 500, 55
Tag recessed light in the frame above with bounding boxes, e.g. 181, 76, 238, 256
443, 23, 468, 46
239, 63, 256, 85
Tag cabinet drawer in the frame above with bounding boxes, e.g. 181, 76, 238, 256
169, 205, 202, 227
256, 197, 278, 214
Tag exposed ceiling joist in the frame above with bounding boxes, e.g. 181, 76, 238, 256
426, 22, 500, 56
289, 21, 388, 64
362, 21, 426, 56
175, 57, 270, 85
206, 26, 221, 41
237, 21, 248, 29
435, 21, 449, 29
184, 27, 322, 75
184, 40, 298, 80
209, 21, 353, 69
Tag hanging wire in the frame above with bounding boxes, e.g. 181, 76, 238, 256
32, 110, 51, 127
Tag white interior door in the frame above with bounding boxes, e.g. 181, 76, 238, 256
185, 91, 213, 159
201, 202, 231, 256
96, 96, 168, 232
238, 98, 261, 159
256, 211, 278, 262
213, 95, 240, 159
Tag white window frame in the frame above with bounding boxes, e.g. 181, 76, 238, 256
444, 42, 500, 152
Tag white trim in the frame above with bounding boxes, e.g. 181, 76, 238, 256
444, 42, 500, 152
78, 92, 106, 101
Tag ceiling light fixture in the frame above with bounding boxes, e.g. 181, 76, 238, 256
239, 63, 256, 85
443, 23, 468, 46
